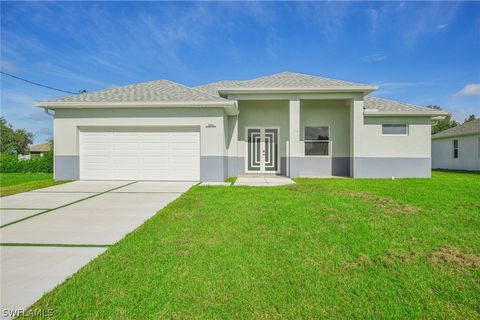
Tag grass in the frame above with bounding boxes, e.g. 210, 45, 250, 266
22, 171, 479, 319
0, 173, 67, 197
225, 176, 237, 184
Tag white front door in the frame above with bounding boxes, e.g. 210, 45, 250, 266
80, 127, 200, 181
246, 127, 279, 173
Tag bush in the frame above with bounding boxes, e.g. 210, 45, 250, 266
0, 151, 53, 173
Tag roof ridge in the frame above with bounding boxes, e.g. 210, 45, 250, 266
162, 79, 228, 101
248, 71, 371, 87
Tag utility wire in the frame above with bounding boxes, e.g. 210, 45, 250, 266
0, 71, 81, 95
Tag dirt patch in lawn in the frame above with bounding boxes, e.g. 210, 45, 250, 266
343, 254, 374, 269
429, 246, 480, 268
340, 190, 420, 215
379, 251, 421, 266
346, 247, 480, 269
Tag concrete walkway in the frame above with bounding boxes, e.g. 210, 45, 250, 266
0, 180, 195, 319
234, 175, 295, 186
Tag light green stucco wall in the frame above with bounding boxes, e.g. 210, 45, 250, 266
300, 100, 351, 157
237, 100, 289, 158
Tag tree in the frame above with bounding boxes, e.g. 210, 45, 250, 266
464, 114, 476, 123
427, 105, 458, 135
0, 117, 34, 154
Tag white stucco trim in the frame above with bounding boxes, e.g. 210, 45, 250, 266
36, 101, 239, 115
364, 110, 448, 117
228, 92, 365, 101
218, 86, 377, 95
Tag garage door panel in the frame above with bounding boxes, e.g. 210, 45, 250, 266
80, 127, 200, 181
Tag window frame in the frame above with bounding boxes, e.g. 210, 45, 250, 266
453, 139, 459, 159
381, 123, 409, 136
304, 126, 331, 157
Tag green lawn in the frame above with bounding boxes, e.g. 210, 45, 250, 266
23, 171, 479, 319
0, 173, 67, 197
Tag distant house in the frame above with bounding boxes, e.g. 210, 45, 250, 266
30, 143, 52, 158
432, 119, 480, 171
18, 143, 52, 160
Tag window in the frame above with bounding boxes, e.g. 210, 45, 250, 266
382, 123, 408, 135
305, 126, 330, 156
453, 139, 459, 159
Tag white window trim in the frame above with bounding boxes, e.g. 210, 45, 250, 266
304, 126, 332, 157
381, 123, 409, 136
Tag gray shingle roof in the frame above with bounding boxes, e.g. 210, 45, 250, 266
364, 96, 444, 114
29, 143, 51, 152
195, 72, 373, 93
432, 119, 480, 139
46, 80, 228, 103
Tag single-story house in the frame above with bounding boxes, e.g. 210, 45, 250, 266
36, 72, 447, 181
30, 143, 52, 157
18, 143, 52, 160
432, 119, 480, 171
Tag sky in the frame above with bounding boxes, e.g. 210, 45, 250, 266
1, 1, 479, 144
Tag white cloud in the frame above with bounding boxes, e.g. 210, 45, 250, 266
0, 60, 17, 73
456, 84, 480, 97
36, 127, 52, 136
28, 111, 51, 121
361, 53, 386, 62
366, 2, 462, 48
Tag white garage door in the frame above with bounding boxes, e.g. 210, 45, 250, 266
80, 127, 200, 181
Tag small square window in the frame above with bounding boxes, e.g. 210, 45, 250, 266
382, 123, 408, 135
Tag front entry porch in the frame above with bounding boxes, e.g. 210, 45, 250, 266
233, 175, 295, 186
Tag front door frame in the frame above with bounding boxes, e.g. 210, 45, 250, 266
244, 126, 280, 174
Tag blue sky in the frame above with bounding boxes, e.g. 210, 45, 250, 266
1, 1, 479, 144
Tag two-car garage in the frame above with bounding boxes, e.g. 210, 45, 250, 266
79, 127, 200, 181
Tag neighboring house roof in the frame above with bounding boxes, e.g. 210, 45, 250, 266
29, 143, 51, 153
44, 80, 228, 103
195, 72, 376, 94
432, 119, 480, 139
363, 96, 447, 116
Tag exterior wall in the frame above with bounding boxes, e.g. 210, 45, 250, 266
432, 134, 480, 171
54, 107, 227, 181
53, 101, 437, 181
299, 100, 350, 176
353, 115, 432, 178
235, 100, 290, 176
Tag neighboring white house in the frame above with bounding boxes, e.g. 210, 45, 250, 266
35, 72, 447, 181
432, 119, 480, 171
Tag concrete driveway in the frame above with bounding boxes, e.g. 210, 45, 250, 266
0, 180, 195, 319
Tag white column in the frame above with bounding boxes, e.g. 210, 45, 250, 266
350, 98, 364, 177
289, 98, 301, 177
228, 115, 239, 177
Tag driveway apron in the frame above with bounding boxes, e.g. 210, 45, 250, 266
0, 180, 195, 319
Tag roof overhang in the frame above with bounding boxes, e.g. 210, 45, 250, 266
36, 100, 239, 116
218, 86, 378, 95
364, 109, 448, 118
432, 133, 479, 140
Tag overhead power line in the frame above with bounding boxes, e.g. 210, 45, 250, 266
0, 71, 83, 95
